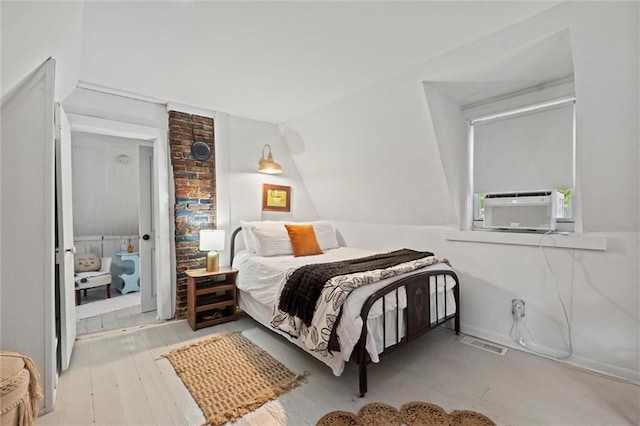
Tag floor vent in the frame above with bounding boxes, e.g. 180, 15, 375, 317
461, 336, 508, 355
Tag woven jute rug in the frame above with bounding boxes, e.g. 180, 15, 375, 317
317, 401, 496, 426
165, 332, 306, 426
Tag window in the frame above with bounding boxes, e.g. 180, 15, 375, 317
468, 95, 576, 231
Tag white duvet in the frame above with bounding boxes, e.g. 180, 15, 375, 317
233, 247, 457, 375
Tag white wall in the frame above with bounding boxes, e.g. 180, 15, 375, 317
64, 88, 168, 129
333, 221, 639, 382
281, 72, 456, 226
286, 3, 639, 381
71, 132, 141, 237
422, 84, 465, 226
214, 112, 319, 267
1, 1, 83, 101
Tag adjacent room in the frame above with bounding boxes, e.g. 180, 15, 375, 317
1, 1, 638, 425
71, 131, 158, 334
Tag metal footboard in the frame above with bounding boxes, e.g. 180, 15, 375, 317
356, 270, 460, 397
230, 227, 460, 398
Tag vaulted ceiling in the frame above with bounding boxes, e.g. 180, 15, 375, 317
1, 1, 561, 124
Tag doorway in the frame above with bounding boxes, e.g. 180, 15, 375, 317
60, 88, 174, 350
70, 132, 158, 335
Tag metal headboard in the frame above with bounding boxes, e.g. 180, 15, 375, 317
230, 226, 243, 266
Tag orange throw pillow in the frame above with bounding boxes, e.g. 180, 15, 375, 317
285, 224, 323, 257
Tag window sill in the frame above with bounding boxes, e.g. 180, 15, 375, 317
444, 230, 607, 251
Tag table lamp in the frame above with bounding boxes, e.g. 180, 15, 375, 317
199, 229, 225, 272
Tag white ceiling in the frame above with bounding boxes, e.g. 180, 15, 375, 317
425, 27, 575, 107
77, 1, 562, 123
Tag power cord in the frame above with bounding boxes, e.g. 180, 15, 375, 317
510, 230, 574, 360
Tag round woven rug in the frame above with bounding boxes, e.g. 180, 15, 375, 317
316, 410, 361, 426
449, 409, 497, 426
401, 401, 449, 426
358, 402, 401, 426
317, 401, 495, 426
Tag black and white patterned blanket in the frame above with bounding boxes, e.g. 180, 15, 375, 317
277, 249, 433, 326
271, 250, 446, 357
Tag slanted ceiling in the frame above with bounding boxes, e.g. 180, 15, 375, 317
75, 1, 560, 123
424, 28, 575, 107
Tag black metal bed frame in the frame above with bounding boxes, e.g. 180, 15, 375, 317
230, 227, 460, 397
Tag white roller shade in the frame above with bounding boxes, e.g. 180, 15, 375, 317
473, 102, 574, 194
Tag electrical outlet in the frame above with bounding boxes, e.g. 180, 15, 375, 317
511, 299, 525, 318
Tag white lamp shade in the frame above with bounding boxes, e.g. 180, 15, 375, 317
199, 229, 225, 251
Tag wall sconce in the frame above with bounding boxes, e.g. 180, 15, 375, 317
199, 229, 225, 272
258, 144, 282, 174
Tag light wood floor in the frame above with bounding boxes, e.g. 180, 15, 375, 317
75, 286, 161, 336
76, 305, 162, 336
42, 312, 639, 425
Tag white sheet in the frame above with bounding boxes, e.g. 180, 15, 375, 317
233, 247, 457, 375
235, 247, 373, 305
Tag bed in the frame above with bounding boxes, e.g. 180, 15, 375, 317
230, 221, 460, 396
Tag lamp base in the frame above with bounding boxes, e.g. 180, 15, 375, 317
206, 251, 219, 272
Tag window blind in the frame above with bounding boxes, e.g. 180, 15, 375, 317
472, 102, 574, 194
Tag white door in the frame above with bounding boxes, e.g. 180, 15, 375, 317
139, 145, 156, 312
1, 58, 57, 412
55, 104, 76, 370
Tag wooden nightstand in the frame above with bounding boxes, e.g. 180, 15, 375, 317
185, 267, 238, 331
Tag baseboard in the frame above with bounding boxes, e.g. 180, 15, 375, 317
462, 325, 639, 385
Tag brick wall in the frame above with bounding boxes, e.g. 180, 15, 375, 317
168, 111, 216, 319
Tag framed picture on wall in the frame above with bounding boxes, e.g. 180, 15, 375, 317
262, 183, 291, 212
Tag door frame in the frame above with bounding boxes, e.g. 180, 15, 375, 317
65, 113, 173, 319
55, 103, 77, 372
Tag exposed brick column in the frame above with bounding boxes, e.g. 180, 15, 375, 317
168, 111, 216, 319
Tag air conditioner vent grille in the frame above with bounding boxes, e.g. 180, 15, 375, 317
461, 336, 508, 355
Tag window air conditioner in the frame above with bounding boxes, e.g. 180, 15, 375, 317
483, 191, 564, 231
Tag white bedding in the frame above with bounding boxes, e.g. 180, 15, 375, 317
233, 247, 457, 376
235, 247, 374, 305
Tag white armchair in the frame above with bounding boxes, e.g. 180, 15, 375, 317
74, 256, 112, 305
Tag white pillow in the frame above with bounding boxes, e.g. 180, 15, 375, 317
311, 220, 339, 250
241, 221, 294, 257
240, 221, 258, 254
241, 220, 280, 252
240, 220, 339, 256
251, 223, 293, 257
74, 253, 101, 272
